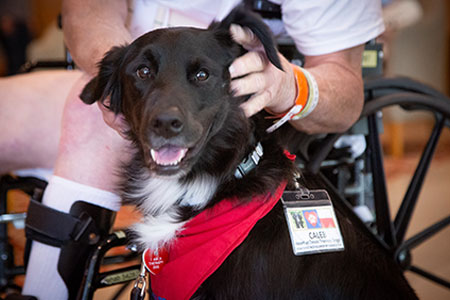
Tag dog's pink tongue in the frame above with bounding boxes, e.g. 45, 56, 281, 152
151, 146, 188, 166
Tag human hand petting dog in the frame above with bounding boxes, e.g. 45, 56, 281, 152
96, 96, 129, 139
229, 24, 297, 117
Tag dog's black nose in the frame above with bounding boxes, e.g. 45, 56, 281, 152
151, 107, 184, 137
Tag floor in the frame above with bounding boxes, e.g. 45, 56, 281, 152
384, 153, 450, 300
4, 120, 450, 300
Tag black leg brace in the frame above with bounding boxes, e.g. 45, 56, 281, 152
25, 193, 116, 299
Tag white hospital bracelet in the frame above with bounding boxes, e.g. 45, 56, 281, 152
291, 68, 319, 121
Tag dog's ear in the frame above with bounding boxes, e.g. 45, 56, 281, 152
210, 5, 282, 70
79, 45, 127, 114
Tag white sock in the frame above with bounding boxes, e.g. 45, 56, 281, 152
22, 176, 121, 299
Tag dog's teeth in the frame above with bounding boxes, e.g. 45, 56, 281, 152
150, 149, 157, 161
150, 146, 188, 166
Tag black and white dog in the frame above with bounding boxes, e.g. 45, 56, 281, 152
80, 7, 417, 300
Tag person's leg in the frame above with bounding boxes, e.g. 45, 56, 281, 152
53, 73, 129, 191
22, 73, 129, 299
0, 70, 82, 174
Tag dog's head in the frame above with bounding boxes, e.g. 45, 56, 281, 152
80, 6, 281, 178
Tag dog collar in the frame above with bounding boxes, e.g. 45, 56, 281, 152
234, 142, 263, 178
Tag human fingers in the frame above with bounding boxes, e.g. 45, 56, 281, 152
97, 100, 129, 139
229, 24, 262, 50
237, 56, 297, 117
97, 100, 115, 128
229, 50, 267, 79
231, 71, 267, 97
240, 90, 271, 117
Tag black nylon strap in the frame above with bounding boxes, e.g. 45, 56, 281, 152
25, 199, 98, 247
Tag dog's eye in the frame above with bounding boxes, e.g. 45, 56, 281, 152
136, 66, 151, 79
195, 69, 209, 82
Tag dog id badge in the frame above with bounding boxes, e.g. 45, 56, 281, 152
282, 189, 344, 256
143, 247, 169, 275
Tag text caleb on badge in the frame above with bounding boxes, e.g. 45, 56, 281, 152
309, 231, 327, 239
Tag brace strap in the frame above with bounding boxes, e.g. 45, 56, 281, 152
25, 199, 100, 247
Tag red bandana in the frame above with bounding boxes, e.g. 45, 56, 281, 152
146, 181, 287, 300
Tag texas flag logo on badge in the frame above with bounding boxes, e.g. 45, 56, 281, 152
303, 210, 322, 229
321, 217, 336, 228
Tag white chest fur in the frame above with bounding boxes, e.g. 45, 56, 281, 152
127, 174, 218, 250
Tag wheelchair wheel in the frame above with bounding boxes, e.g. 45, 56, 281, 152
306, 76, 450, 296
362, 77, 450, 293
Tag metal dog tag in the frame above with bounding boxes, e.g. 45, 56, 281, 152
282, 189, 344, 256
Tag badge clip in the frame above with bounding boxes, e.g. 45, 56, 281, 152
281, 189, 345, 256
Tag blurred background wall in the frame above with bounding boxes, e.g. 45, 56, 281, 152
0, 0, 63, 75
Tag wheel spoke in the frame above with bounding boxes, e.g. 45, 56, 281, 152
397, 216, 450, 253
409, 265, 450, 289
367, 114, 397, 247
394, 114, 445, 243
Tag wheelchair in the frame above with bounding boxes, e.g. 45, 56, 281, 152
304, 76, 450, 289
1, 2, 449, 299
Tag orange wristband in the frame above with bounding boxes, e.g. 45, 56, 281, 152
266, 64, 310, 133
266, 64, 308, 118
291, 64, 309, 113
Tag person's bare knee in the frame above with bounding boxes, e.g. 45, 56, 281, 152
0, 70, 83, 174
53, 74, 131, 192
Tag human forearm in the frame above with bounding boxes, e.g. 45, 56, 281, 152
62, 0, 132, 76
289, 45, 365, 134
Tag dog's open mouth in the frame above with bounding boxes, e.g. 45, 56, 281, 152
150, 145, 188, 166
